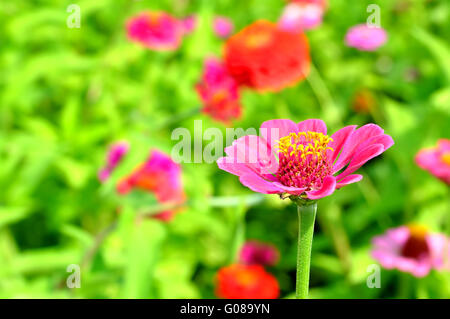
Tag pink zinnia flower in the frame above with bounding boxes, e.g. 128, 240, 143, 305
181, 15, 197, 35
217, 119, 393, 200
126, 11, 184, 51
213, 16, 234, 39
278, 2, 324, 32
240, 241, 280, 266
345, 24, 388, 51
196, 57, 242, 124
117, 150, 186, 222
98, 141, 129, 182
371, 225, 449, 278
415, 139, 450, 185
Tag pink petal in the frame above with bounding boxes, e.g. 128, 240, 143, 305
239, 173, 283, 194
333, 124, 385, 173
271, 182, 306, 195
415, 149, 437, 170
335, 144, 385, 181
305, 176, 336, 200
354, 134, 394, 156
327, 125, 357, 164
225, 135, 279, 175
336, 174, 363, 188
217, 156, 255, 177
260, 119, 298, 149
297, 119, 327, 134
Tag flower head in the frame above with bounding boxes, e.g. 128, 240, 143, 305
345, 24, 388, 51
278, 2, 325, 32
117, 150, 186, 221
239, 241, 280, 266
126, 11, 184, 51
98, 141, 129, 182
196, 57, 242, 124
216, 264, 280, 299
224, 20, 310, 92
217, 119, 393, 200
181, 15, 197, 35
415, 139, 450, 185
213, 16, 234, 39
371, 225, 448, 277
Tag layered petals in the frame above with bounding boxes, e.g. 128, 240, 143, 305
217, 119, 393, 201
345, 24, 388, 51
196, 57, 242, 124
224, 20, 310, 92
371, 225, 449, 278
305, 176, 336, 200
126, 11, 184, 51
415, 139, 450, 185
215, 264, 280, 299
239, 241, 280, 266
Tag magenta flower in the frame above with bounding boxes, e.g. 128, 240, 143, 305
213, 16, 234, 39
415, 139, 450, 185
196, 57, 242, 124
240, 241, 280, 266
126, 11, 184, 51
278, 3, 324, 32
217, 119, 393, 200
345, 24, 388, 51
371, 225, 449, 278
117, 150, 186, 222
98, 141, 129, 182
181, 15, 197, 35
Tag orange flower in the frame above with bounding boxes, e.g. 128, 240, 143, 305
352, 89, 376, 113
215, 264, 280, 299
224, 20, 310, 92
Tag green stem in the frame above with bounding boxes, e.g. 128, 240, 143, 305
296, 201, 317, 299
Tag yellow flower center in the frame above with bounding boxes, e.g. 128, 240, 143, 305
441, 152, 450, 166
245, 32, 272, 48
277, 131, 334, 160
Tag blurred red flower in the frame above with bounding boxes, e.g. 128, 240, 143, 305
216, 264, 279, 299
196, 57, 242, 124
224, 20, 310, 92
117, 150, 186, 221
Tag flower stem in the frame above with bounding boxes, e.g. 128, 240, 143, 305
296, 201, 317, 299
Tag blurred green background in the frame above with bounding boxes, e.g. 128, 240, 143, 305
0, 0, 449, 298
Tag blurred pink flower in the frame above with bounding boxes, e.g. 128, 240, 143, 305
181, 15, 197, 35
415, 139, 450, 185
371, 225, 448, 277
213, 16, 234, 39
240, 241, 280, 266
345, 24, 388, 51
217, 119, 393, 200
288, 0, 327, 7
126, 11, 184, 51
117, 150, 186, 222
98, 141, 129, 182
278, 3, 324, 32
196, 57, 242, 124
